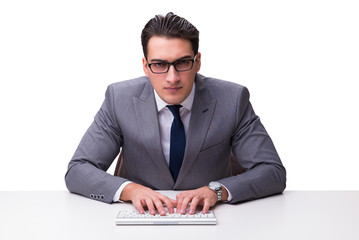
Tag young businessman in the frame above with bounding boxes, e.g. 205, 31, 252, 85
65, 12, 286, 215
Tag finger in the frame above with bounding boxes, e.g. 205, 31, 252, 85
188, 196, 200, 215
178, 195, 192, 214
175, 193, 184, 213
159, 196, 176, 214
132, 199, 145, 214
144, 198, 156, 215
170, 198, 178, 208
202, 199, 211, 214
176, 191, 192, 213
153, 198, 166, 216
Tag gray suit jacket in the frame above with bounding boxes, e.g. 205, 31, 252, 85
65, 74, 286, 203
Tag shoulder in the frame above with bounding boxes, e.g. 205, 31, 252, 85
196, 74, 249, 100
108, 76, 149, 91
105, 76, 152, 98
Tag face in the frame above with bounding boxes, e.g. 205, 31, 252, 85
142, 36, 201, 105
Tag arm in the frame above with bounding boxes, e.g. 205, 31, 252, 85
218, 86, 286, 203
65, 85, 126, 203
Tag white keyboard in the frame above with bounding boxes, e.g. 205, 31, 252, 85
115, 209, 216, 225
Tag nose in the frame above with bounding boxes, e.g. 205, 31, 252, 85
165, 65, 180, 83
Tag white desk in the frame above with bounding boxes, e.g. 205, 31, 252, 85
1, 191, 358, 240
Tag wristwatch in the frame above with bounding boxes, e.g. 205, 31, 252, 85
208, 181, 222, 202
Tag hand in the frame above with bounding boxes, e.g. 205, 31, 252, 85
175, 186, 228, 215
120, 183, 177, 216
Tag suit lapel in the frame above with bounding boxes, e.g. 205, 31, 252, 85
133, 80, 174, 186
175, 75, 217, 186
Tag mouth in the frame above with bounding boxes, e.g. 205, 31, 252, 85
165, 87, 182, 93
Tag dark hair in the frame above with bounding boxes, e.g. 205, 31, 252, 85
141, 12, 199, 59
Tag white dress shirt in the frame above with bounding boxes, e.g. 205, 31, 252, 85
113, 83, 232, 202
155, 84, 195, 165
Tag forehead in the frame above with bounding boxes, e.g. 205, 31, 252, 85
147, 36, 194, 61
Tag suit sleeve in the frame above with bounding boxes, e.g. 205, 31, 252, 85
218, 87, 286, 203
65, 85, 128, 203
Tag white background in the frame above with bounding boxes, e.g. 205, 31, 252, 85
0, 0, 358, 191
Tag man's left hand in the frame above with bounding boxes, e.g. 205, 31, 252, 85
175, 186, 228, 215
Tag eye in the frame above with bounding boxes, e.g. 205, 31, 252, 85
174, 59, 193, 70
177, 60, 191, 65
152, 62, 168, 67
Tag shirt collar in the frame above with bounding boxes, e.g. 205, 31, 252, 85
154, 83, 196, 112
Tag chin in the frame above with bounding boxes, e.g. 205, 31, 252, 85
165, 97, 183, 105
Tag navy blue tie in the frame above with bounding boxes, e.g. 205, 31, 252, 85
167, 105, 186, 181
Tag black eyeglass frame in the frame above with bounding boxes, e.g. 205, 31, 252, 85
147, 55, 197, 74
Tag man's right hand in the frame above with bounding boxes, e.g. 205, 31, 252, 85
120, 183, 177, 216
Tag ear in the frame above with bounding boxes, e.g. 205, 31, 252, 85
142, 57, 150, 77
195, 52, 201, 72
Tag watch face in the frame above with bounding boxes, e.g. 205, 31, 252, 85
209, 181, 221, 191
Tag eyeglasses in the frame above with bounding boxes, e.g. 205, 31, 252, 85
147, 55, 197, 74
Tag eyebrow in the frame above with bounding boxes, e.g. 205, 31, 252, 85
149, 55, 193, 63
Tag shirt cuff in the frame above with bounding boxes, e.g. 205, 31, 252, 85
112, 181, 133, 202
221, 184, 233, 202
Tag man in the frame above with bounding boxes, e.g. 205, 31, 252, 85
65, 12, 286, 216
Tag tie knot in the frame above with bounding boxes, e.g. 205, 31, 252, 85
167, 105, 182, 120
